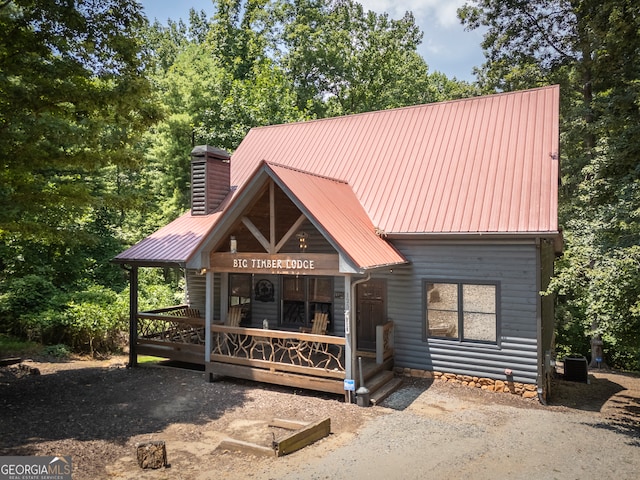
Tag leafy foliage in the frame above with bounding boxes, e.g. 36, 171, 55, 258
280, 0, 473, 116
0, 0, 479, 356
461, 0, 640, 369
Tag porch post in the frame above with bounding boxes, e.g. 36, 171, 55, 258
128, 265, 138, 368
344, 275, 355, 383
205, 270, 214, 364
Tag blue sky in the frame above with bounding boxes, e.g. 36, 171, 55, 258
139, 0, 485, 82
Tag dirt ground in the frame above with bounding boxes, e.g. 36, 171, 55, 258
1, 355, 639, 479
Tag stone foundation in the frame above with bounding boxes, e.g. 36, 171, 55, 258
394, 367, 538, 399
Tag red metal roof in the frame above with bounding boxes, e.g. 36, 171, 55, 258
266, 163, 406, 269
115, 86, 560, 266
113, 210, 223, 265
231, 86, 560, 234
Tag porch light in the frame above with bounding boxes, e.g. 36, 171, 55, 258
230, 236, 237, 253
297, 231, 308, 251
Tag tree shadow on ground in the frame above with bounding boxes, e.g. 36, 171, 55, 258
548, 374, 626, 411
549, 371, 640, 445
584, 390, 640, 446
0, 363, 249, 454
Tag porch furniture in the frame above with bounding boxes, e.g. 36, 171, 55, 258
167, 306, 204, 344
300, 311, 329, 335
226, 305, 243, 326
219, 305, 244, 355
300, 311, 329, 353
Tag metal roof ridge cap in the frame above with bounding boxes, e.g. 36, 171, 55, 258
241, 86, 560, 134
265, 161, 349, 184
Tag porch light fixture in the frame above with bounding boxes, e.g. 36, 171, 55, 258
296, 231, 308, 251
230, 236, 237, 254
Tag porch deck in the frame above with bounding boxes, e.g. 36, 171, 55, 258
134, 305, 396, 398
135, 306, 347, 394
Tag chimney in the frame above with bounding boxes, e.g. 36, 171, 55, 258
190, 145, 231, 215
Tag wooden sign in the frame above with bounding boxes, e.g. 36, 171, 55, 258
210, 252, 339, 275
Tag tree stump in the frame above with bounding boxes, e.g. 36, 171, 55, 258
136, 441, 167, 469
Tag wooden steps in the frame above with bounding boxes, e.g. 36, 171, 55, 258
358, 356, 402, 406
370, 376, 403, 405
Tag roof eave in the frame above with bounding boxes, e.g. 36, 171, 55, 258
387, 231, 562, 241
111, 259, 185, 269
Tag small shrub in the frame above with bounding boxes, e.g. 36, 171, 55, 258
42, 344, 71, 358
0, 334, 41, 356
0, 275, 59, 336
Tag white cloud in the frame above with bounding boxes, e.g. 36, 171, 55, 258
358, 0, 466, 28
357, 0, 482, 80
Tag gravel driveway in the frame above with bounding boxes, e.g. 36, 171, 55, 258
273, 380, 640, 480
1, 357, 639, 479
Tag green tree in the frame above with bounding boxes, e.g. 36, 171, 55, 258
281, 0, 457, 116
460, 0, 640, 369
137, 1, 307, 224
0, 0, 158, 245
0, 0, 160, 339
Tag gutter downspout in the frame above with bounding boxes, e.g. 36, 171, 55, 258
535, 238, 546, 405
349, 273, 371, 389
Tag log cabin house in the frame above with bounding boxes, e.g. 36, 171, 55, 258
114, 85, 561, 403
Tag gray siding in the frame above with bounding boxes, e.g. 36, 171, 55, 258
279, 219, 334, 253
185, 270, 206, 314
185, 270, 221, 321
380, 239, 541, 383
332, 278, 346, 336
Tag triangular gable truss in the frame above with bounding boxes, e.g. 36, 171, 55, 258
191, 161, 407, 273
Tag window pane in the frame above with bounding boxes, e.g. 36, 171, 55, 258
463, 312, 496, 342
427, 283, 458, 310
427, 310, 458, 337
283, 277, 305, 301
462, 284, 496, 342
310, 277, 333, 302
463, 284, 495, 313
426, 283, 458, 338
230, 274, 251, 298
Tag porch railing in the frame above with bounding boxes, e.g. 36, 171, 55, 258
376, 320, 394, 364
134, 306, 346, 382
137, 305, 205, 344
209, 325, 346, 379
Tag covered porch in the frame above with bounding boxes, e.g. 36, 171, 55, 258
131, 304, 395, 396
116, 146, 406, 399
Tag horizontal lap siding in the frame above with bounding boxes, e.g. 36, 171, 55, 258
383, 239, 539, 383
186, 270, 206, 314
333, 279, 346, 336
186, 270, 222, 321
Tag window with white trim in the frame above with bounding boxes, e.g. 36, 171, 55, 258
424, 281, 498, 343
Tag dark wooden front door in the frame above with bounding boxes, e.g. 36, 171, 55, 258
356, 279, 386, 351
